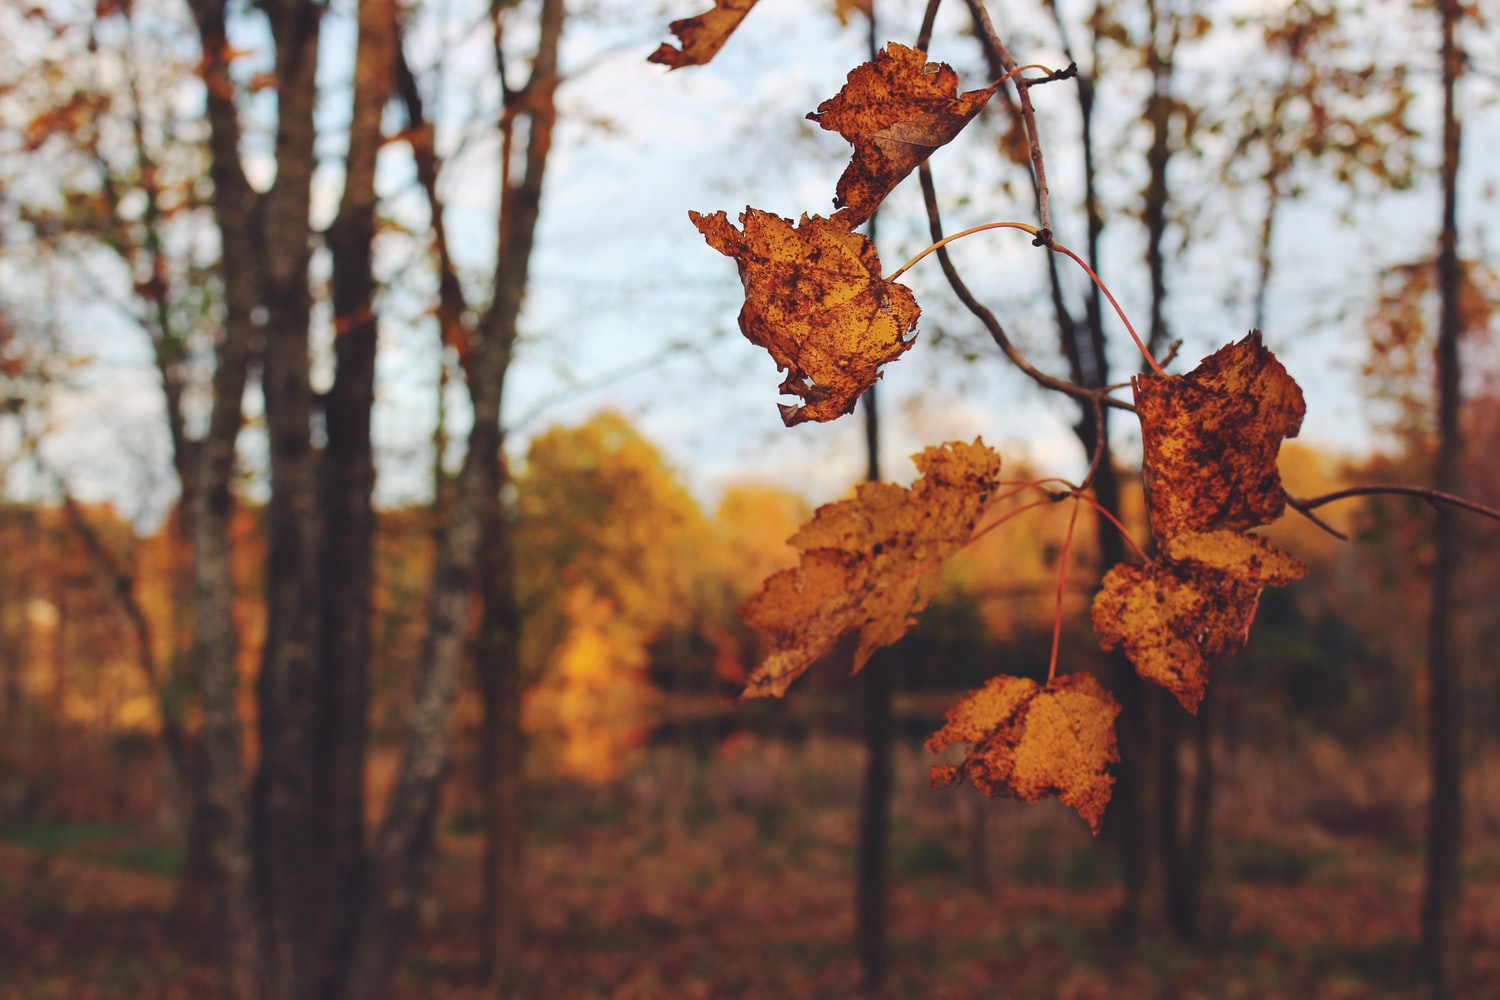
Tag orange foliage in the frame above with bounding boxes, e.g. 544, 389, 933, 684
738, 440, 1002, 698
809, 43, 999, 228
927, 672, 1120, 833
691, 209, 920, 426
648, 0, 760, 70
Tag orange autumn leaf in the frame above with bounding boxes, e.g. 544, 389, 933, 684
1091, 533, 1307, 713
1134, 331, 1306, 540
691, 208, 920, 426
809, 43, 1000, 227
926, 673, 1120, 834
739, 440, 1002, 699
648, 0, 759, 70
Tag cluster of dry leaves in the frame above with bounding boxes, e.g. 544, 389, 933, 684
654, 5, 1311, 833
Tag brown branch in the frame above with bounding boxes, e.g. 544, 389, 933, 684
917, 163, 1133, 415
395, 37, 471, 364
917, 0, 941, 51
1287, 486, 1500, 529
964, 0, 1053, 239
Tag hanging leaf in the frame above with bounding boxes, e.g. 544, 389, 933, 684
926, 672, 1121, 834
1091, 533, 1306, 713
649, 0, 760, 70
1134, 331, 1306, 540
691, 207, 920, 426
809, 43, 1000, 227
739, 440, 1002, 699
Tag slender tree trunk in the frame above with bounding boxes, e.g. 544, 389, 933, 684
322, 2, 398, 990
343, 5, 565, 996
478, 457, 524, 995
252, 6, 326, 996
854, 13, 891, 976
1421, 1, 1464, 992
186, 0, 272, 992
856, 381, 890, 996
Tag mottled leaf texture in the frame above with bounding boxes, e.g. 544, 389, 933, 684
1134, 331, 1306, 540
926, 673, 1121, 834
649, 0, 760, 70
1092, 533, 1307, 712
809, 43, 1000, 227
691, 208, 920, 426
739, 440, 1002, 699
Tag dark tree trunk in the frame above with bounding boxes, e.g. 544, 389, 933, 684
1421, 1, 1464, 992
252, 6, 326, 997
321, 1, 398, 990
185, 0, 271, 993
856, 383, 889, 996
853, 12, 892, 991
342, 4, 565, 997
478, 457, 524, 994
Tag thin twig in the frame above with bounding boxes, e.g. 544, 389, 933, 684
1047, 497, 1082, 683
965, 0, 1052, 238
913, 165, 1135, 414
1287, 501, 1349, 541
893, 196, 1165, 380
1288, 486, 1500, 528
917, 0, 941, 51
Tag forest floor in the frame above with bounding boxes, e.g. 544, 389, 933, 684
2, 733, 1500, 999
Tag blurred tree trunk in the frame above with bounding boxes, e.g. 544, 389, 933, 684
854, 15, 891, 991
185, 0, 272, 993
387, 1, 566, 992
248, 1, 325, 994
478, 459, 524, 994
477, 2, 565, 985
1420, 0, 1464, 992
321, 0, 398, 988
856, 384, 890, 996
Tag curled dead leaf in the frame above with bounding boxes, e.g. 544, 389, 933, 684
648, 0, 759, 70
1091, 535, 1306, 713
691, 207, 920, 426
739, 440, 1002, 699
926, 672, 1121, 834
1134, 331, 1306, 540
809, 43, 999, 228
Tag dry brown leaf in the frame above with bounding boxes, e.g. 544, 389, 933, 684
1134, 331, 1306, 540
809, 43, 999, 227
1161, 529, 1309, 586
691, 207, 920, 426
648, 0, 760, 70
926, 673, 1121, 834
739, 440, 1002, 699
1091, 534, 1306, 712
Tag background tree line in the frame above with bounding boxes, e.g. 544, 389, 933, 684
0, 0, 1496, 996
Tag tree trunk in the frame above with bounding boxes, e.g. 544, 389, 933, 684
478, 458, 525, 995
856, 378, 889, 995
252, 6, 326, 996
321, 1, 398, 989
1420, 1, 1464, 992
185, 0, 272, 993
342, 4, 565, 996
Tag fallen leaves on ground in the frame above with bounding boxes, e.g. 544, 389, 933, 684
648, 0, 760, 70
739, 440, 1001, 699
926, 672, 1121, 833
809, 43, 1000, 227
691, 207, 920, 426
